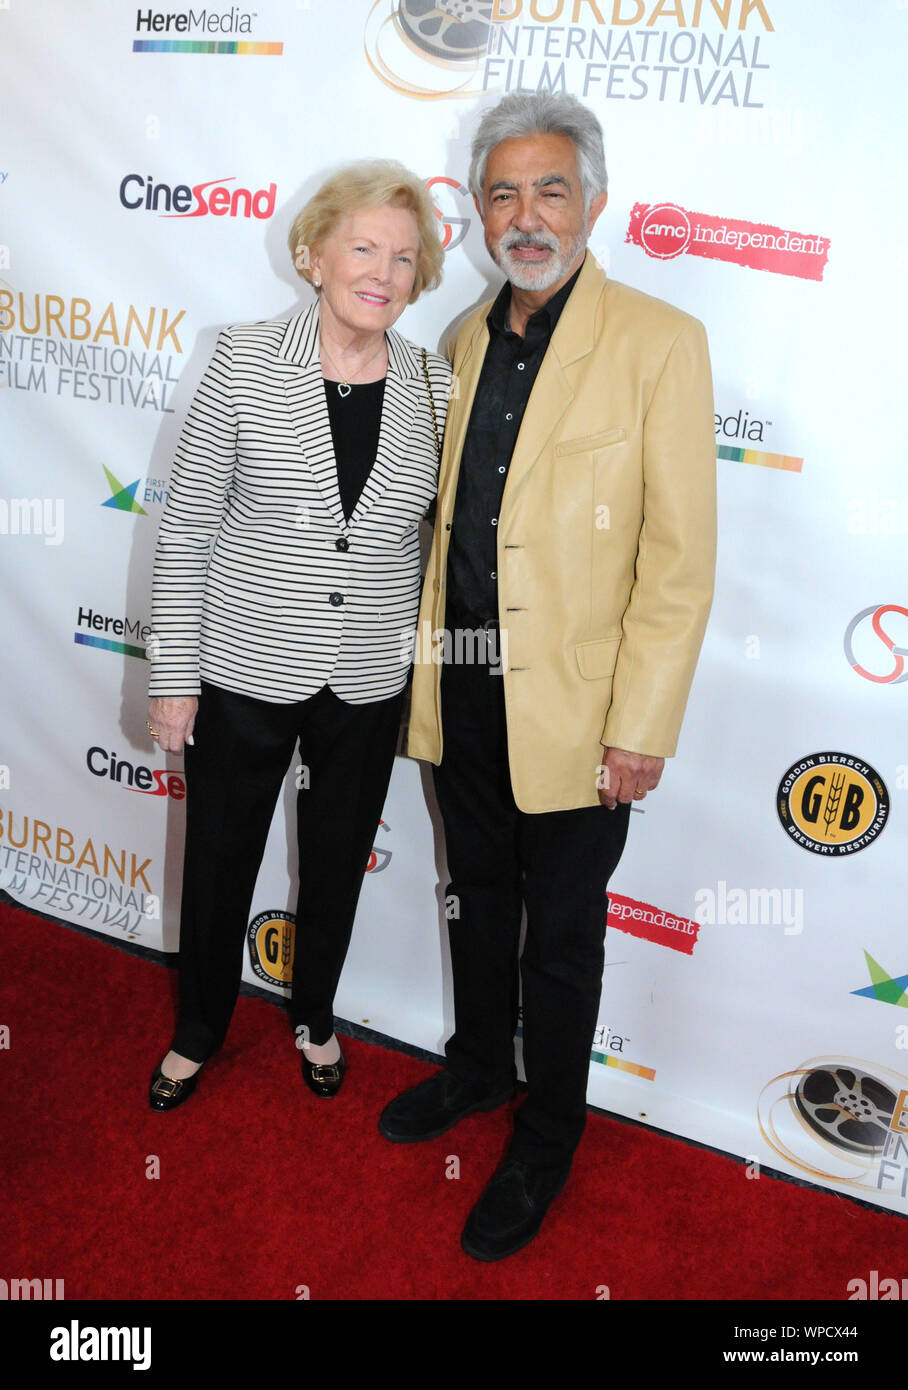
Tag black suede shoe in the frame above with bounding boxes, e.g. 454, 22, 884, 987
149, 1060, 204, 1112
461, 1156, 572, 1261
378, 1069, 515, 1143
301, 1048, 345, 1098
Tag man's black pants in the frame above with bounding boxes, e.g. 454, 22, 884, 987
433, 653, 631, 1169
171, 679, 403, 1063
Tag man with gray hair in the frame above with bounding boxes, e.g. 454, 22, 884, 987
380, 92, 717, 1260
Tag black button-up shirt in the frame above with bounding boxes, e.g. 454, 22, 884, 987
445, 257, 584, 622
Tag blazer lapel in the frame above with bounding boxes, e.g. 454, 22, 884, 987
275, 305, 424, 533
503, 252, 607, 502
437, 318, 489, 517
276, 301, 348, 532
348, 327, 421, 529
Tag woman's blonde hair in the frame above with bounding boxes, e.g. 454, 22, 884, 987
288, 159, 444, 303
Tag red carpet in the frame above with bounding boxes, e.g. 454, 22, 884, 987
1, 898, 904, 1301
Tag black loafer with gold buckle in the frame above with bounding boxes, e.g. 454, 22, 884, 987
301, 1049, 346, 1098
149, 1061, 204, 1112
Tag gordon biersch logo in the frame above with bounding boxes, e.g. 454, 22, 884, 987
776, 752, 890, 856
247, 911, 295, 987
119, 174, 276, 220
627, 201, 830, 281
843, 605, 908, 685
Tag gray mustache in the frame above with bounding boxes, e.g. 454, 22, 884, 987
500, 234, 558, 252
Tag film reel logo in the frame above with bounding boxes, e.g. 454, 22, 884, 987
364, 0, 494, 99
776, 752, 890, 856
247, 910, 295, 988
758, 1056, 908, 1199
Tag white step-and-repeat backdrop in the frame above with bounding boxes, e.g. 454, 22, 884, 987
2, 1, 906, 1212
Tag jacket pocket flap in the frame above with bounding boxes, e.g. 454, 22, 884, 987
556, 427, 627, 457
576, 636, 621, 680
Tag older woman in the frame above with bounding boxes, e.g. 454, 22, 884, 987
146, 159, 449, 1110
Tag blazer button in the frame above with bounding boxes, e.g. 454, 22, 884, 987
329, 592, 344, 606
335, 537, 350, 551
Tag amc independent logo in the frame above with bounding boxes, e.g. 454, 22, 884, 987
626, 202, 830, 281
607, 892, 699, 955
777, 753, 890, 856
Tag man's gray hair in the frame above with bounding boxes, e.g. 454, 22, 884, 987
468, 92, 608, 211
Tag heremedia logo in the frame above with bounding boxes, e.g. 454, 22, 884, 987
714, 404, 802, 473
74, 606, 151, 660
133, 7, 282, 55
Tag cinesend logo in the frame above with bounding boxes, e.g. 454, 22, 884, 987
120, 174, 276, 219
86, 748, 186, 801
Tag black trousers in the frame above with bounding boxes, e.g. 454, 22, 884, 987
433, 654, 631, 1168
171, 679, 404, 1063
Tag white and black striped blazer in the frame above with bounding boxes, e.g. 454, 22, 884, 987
148, 301, 450, 704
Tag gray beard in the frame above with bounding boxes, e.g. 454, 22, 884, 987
493, 228, 588, 292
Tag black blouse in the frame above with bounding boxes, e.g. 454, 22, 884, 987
323, 377, 385, 521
